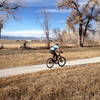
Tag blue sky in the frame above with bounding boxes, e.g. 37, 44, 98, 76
2, 0, 97, 37
2, 0, 68, 37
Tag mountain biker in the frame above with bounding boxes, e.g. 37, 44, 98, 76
50, 42, 60, 61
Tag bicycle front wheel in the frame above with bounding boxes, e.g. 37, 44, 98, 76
46, 58, 54, 68
58, 57, 66, 67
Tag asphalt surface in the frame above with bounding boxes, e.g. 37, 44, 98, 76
0, 56, 100, 78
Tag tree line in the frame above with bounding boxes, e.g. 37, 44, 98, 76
0, 0, 100, 48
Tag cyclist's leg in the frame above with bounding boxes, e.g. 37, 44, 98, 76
50, 50, 57, 61
53, 51, 58, 61
50, 50, 55, 58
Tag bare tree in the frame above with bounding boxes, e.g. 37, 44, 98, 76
0, 15, 6, 38
58, 0, 100, 47
53, 28, 68, 45
0, 0, 22, 16
37, 9, 50, 48
0, 0, 22, 38
53, 27, 61, 42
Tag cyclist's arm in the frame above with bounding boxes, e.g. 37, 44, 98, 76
56, 47, 60, 52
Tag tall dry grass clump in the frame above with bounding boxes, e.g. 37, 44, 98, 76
0, 63, 100, 100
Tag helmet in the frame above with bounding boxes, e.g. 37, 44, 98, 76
55, 42, 59, 45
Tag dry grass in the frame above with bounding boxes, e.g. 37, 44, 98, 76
0, 47, 100, 69
0, 63, 100, 100
1, 43, 48, 49
1, 44, 22, 48
0, 39, 50, 48
0, 49, 50, 69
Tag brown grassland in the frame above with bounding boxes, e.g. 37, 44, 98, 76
0, 63, 100, 100
0, 47, 100, 69
1, 43, 48, 48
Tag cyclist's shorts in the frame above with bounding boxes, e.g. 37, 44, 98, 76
50, 50, 55, 54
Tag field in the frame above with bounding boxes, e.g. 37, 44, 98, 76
0, 40, 100, 100
0, 47, 100, 69
0, 63, 100, 100
0, 39, 48, 48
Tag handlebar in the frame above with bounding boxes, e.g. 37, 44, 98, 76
60, 51, 63, 53
57, 51, 63, 55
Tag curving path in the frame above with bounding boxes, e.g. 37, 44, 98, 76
0, 56, 100, 78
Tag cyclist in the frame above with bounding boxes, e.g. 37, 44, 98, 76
50, 42, 60, 62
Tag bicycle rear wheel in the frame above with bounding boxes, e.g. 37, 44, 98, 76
58, 57, 66, 67
46, 58, 54, 68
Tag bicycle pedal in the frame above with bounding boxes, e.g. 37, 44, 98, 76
52, 60, 56, 63
55, 61, 58, 64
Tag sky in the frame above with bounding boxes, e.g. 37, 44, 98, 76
2, 0, 69, 37
1, 0, 99, 37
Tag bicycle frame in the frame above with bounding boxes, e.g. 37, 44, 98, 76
52, 52, 62, 62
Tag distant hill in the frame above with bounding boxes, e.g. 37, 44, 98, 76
1, 35, 46, 40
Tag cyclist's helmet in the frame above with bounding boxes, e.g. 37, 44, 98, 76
55, 42, 59, 46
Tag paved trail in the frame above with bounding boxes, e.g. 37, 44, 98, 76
0, 57, 100, 78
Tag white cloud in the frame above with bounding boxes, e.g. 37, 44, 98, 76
47, 9, 69, 13
59, 20, 66, 23
38, 8, 70, 13
22, 0, 44, 3
0, 0, 54, 6
79, 1, 88, 6
2, 30, 44, 37
0, 0, 40, 3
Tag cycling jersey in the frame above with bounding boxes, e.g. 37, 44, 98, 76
50, 45, 59, 51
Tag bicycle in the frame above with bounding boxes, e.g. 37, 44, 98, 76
46, 51, 66, 68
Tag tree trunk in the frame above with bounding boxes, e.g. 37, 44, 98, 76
47, 40, 50, 48
0, 29, 1, 39
82, 5, 95, 47
46, 31, 50, 48
79, 20, 84, 47
79, 35, 84, 47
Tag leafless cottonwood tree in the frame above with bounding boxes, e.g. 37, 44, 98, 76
0, 15, 6, 38
53, 28, 61, 42
53, 28, 67, 44
0, 0, 22, 38
38, 9, 50, 48
58, 0, 100, 47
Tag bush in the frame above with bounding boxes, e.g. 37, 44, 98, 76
0, 44, 4, 49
